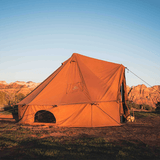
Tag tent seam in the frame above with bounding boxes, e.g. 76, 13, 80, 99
95, 105, 120, 125
75, 55, 92, 102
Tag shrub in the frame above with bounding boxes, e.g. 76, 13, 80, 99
126, 101, 141, 110
0, 91, 7, 106
127, 101, 153, 111
155, 102, 160, 113
142, 104, 152, 111
15, 93, 25, 103
132, 103, 140, 109
126, 101, 131, 109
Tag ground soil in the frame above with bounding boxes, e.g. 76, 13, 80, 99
0, 112, 160, 147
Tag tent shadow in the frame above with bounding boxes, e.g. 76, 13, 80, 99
0, 136, 159, 160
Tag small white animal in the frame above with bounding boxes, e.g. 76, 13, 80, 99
126, 115, 135, 122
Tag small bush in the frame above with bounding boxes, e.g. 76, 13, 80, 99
126, 101, 141, 110
155, 102, 160, 113
127, 101, 153, 111
0, 91, 7, 106
15, 93, 25, 103
155, 107, 160, 113
142, 104, 152, 111
126, 101, 132, 109
3, 105, 13, 112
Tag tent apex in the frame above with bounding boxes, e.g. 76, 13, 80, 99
72, 53, 79, 56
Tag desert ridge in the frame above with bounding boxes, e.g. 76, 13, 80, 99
0, 81, 40, 89
0, 81, 160, 108
127, 84, 160, 108
0, 81, 40, 95
0, 81, 40, 107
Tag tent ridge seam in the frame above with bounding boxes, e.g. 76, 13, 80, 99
75, 55, 92, 101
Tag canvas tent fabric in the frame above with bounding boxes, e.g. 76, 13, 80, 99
18, 53, 130, 127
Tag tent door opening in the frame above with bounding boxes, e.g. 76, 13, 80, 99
34, 110, 56, 123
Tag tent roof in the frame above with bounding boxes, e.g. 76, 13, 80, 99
18, 53, 125, 106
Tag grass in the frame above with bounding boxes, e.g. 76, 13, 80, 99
134, 111, 160, 118
0, 110, 12, 115
0, 135, 159, 160
0, 111, 160, 160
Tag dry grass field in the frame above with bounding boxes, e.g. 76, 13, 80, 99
0, 111, 160, 160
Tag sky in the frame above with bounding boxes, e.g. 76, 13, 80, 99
0, 0, 160, 87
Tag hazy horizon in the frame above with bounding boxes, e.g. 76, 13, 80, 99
0, 0, 160, 87
0, 79, 159, 88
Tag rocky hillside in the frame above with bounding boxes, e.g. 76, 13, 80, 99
0, 81, 40, 95
0, 81, 40, 89
127, 84, 160, 108
0, 81, 160, 108
0, 81, 40, 107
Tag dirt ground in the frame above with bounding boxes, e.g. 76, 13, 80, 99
0, 112, 160, 147
0, 112, 160, 160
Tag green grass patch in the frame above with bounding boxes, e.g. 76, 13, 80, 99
134, 111, 160, 118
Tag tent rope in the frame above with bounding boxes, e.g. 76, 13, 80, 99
126, 67, 160, 94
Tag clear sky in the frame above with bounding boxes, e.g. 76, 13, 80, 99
0, 0, 160, 87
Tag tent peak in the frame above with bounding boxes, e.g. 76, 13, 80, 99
72, 53, 80, 57
72, 53, 79, 55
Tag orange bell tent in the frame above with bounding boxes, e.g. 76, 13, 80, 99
18, 53, 130, 127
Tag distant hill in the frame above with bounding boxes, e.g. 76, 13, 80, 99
0, 81, 40, 95
0, 81, 159, 108
127, 84, 160, 108
0, 81, 40, 107
0, 81, 40, 89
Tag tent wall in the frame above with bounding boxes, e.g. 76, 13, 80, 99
18, 102, 121, 127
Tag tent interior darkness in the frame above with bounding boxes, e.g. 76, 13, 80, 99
34, 110, 56, 123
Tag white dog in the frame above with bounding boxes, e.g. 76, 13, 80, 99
126, 115, 135, 122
